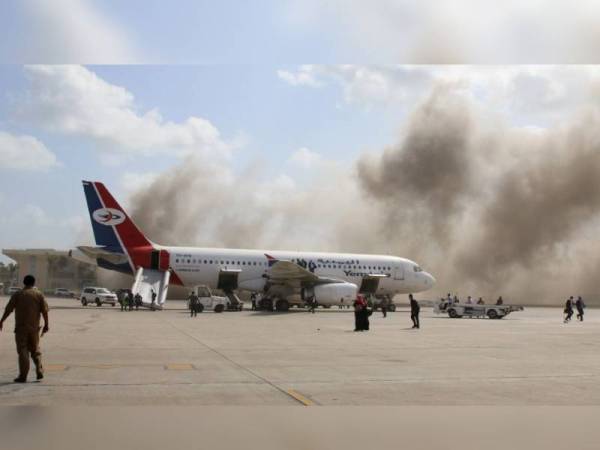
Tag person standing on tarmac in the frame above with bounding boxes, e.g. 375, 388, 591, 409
410, 293, 420, 329
250, 292, 257, 311
127, 291, 134, 311
188, 291, 199, 317
134, 292, 142, 310
380, 296, 388, 317
0, 275, 49, 383
117, 290, 124, 311
564, 297, 574, 323
353, 295, 371, 331
576, 296, 585, 321
151, 289, 157, 310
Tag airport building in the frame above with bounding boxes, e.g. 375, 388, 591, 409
2, 249, 97, 292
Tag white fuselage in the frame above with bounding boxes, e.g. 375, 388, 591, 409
165, 247, 435, 303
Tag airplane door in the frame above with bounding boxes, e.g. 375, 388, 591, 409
150, 250, 160, 270
394, 264, 404, 280
159, 250, 170, 271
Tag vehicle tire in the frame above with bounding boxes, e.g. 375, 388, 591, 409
111, 302, 115, 307
275, 299, 289, 312
260, 298, 273, 311
487, 309, 498, 319
197, 304, 204, 313
448, 308, 459, 318
96, 298, 102, 307
82, 298, 87, 306
388, 304, 396, 312
214, 304, 225, 313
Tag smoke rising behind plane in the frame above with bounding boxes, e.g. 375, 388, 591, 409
129, 84, 600, 305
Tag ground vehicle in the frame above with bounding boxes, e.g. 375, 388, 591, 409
189, 286, 234, 313
54, 288, 76, 298
80, 287, 118, 307
434, 300, 524, 319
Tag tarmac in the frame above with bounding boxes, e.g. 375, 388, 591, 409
0, 296, 598, 406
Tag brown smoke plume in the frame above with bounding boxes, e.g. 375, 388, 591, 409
129, 85, 600, 305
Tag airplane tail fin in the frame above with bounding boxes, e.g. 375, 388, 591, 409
82, 181, 153, 269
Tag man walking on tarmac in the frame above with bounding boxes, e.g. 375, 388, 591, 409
564, 296, 574, 323
0, 275, 49, 383
127, 291, 134, 311
410, 293, 420, 329
380, 296, 388, 317
576, 296, 585, 322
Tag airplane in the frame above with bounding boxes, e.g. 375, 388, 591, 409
70, 180, 436, 311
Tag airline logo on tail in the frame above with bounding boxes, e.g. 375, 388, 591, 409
92, 208, 126, 226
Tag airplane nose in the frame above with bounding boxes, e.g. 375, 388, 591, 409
425, 272, 436, 287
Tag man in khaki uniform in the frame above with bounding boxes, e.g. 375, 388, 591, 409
0, 275, 49, 383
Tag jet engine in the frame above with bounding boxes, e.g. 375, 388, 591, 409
312, 282, 358, 306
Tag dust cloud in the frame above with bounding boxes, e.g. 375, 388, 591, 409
128, 85, 600, 305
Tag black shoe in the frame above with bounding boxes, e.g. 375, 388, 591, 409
36, 372, 44, 380
14, 377, 26, 383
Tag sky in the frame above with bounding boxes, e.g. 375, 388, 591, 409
2, 1, 600, 302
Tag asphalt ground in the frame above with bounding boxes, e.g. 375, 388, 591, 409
0, 296, 597, 406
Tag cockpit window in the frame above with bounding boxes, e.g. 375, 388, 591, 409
413, 265, 423, 272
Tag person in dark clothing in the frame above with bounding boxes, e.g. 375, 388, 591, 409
134, 293, 142, 311
250, 292, 257, 311
410, 293, 420, 329
151, 289, 157, 310
308, 296, 317, 314
354, 295, 368, 331
496, 296, 503, 305
188, 292, 199, 317
477, 297, 485, 305
127, 292, 134, 311
380, 296, 388, 318
576, 296, 585, 321
564, 297, 574, 323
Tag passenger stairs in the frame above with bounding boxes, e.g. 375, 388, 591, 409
131, 267, 170, 309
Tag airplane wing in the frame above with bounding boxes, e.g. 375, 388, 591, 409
268, 260, 341, 287
76, 246, 129, 265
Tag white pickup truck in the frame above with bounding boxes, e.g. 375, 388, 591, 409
189, 286, 230, 313
434, 300, 524, 319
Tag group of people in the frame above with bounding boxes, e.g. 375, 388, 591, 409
564, 296, 585, 323
440, 294, 504, 306
118, 289, 157, 311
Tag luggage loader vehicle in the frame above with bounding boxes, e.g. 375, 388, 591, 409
189, 285, 242, 313
434, 300, 523, 319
